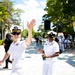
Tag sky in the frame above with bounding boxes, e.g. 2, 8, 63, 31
11, 0, 47, 31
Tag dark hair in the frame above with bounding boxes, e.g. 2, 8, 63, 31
6, 33, 11, 39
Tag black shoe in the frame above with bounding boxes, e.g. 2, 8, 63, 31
3, 67, 8, 69
9, 60, 12, 63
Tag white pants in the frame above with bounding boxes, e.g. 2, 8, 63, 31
59, 43, 64, 51
42, 60, 57, 75
10, 59, 26, 75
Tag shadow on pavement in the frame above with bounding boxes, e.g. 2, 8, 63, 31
0, 68, 12, 71
25, 42, 43, 54
66, 55, 75, 68
58, 54, 75, 68
26, 41, 75, 68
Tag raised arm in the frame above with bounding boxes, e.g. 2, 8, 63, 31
26, 19, 36, 46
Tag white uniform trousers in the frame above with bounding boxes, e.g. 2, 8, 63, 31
42, 60, 57, 75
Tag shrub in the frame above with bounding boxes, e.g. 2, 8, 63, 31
0, 40, 4, 45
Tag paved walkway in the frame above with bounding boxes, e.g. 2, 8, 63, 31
0, 42, 75, 75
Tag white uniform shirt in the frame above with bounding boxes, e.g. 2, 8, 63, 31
43, 40, 59, 61
7, 40, 27, 70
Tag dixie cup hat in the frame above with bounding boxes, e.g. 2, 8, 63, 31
48, 32, 56, 38
47, 31, 57, 38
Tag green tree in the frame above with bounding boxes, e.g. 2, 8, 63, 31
0, 6, 10, 39
21, 29, 28, 38
1, 0, 23, 29
0, 0, 24, 39
21, 28, 36, 38
12, 8, 24, 25
38, 24, 44, 35
32, 29, 36, 37
0, 6, 10, 22
43, 0, 75, 34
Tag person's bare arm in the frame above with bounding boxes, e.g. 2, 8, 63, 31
3, 43, 5, 46
0, 53, 10, 65
38, 48, 44, 54
44, 52, 59, 58
26, 19, 36, 46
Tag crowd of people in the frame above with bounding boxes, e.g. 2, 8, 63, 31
35, 36, 43, 45
0, 19, 36, 75
35, 32, 73, 54
57, 34, 73, 53
0, 24, 60, 75
0, 19, 74, 75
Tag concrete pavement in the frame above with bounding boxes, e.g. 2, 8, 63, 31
0, 42, 75, 75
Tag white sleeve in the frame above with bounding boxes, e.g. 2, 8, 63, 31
7, 44, 13, 55
53, 43, 59, 53
43, 41, 48, 51
21, 40, 27, 49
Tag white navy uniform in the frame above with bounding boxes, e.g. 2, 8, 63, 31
42, 40, 59, 75
59, 37, 64, 51
7, 40, 27, 75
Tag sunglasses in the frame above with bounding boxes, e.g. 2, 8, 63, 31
12, 32, 20, 35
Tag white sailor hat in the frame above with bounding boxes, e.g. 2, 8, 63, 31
48, 32, 56, 38
47, 31, 57, 35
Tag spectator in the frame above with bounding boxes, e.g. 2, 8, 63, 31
3, 33, 13, 69
58, 35, 65, 53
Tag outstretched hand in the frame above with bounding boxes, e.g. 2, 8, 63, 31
0, 61, 3, 66
38, 48, 44, 54
27, 19, 36, 30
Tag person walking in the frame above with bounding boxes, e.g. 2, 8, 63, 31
39, 36, 43, 45
38, 32, 59, 75
58, 35, 65, 53
3, 33, 13, 69
0, 19, 36, 75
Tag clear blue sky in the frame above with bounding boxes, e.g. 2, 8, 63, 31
12, 0, 46, 5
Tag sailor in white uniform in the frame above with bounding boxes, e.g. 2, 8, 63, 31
8, 40, 27, 75
38, 33, 59, 75
0, 19, 36, 75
